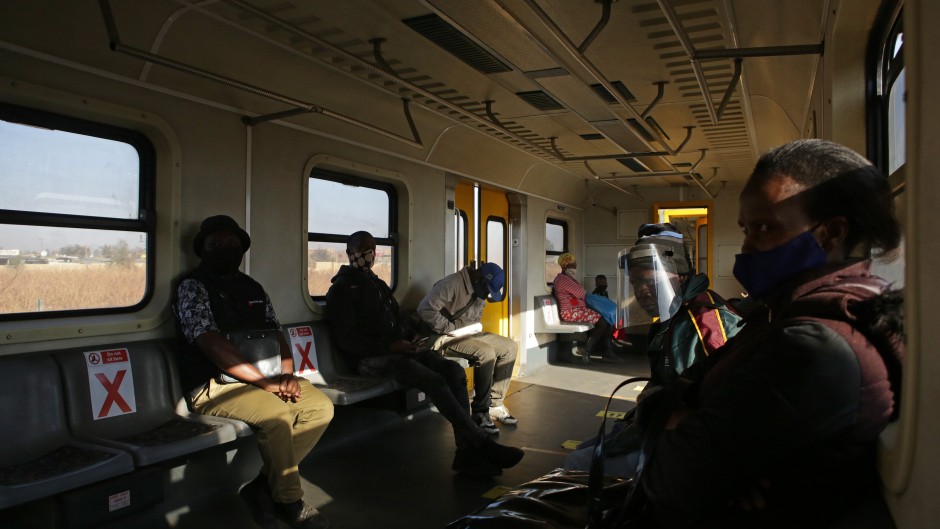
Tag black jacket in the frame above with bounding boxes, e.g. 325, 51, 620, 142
325, 265, 404, 358
642, 260, 903, 528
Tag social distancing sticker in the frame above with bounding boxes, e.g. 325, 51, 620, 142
288, 326, 327, 385
84, 348, 137, 420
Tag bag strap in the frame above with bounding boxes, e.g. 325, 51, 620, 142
589, 377, 691, 529
588, 376, 650, 529
440, 297, 479, 323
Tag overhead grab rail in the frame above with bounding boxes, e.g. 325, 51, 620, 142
655, 0, 823, 124
97, 0, 423, 147
583, 162, 645, 202
599, 149, 716, 200
223, 0, 672, 166
507, 0, 694, 160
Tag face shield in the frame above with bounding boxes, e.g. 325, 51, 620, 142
616, 243, 682, 328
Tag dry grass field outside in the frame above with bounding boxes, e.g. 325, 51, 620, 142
307, 262, 392, 296
0, 263, 146, 314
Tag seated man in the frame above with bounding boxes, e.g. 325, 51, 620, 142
592, 274, 609, 298
417, 263, 517, 435
173, 215, 334, 529
326, 231, 523, 477
563, 224, 742, 477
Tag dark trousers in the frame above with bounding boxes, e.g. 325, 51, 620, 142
358, 351, 485, 449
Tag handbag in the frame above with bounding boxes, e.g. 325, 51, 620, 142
217, 327, 283, 384
447, 376, 659, 529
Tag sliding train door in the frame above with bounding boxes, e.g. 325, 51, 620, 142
454, 183, 510, 336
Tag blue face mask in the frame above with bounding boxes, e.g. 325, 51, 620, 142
733, 228, 828, 299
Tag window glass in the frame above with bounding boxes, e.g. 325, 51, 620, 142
545, 219, 567, 286
0, 105, 153, 318
888, 67, 906, 175
456, 209, 468, 272
307, 170, 396, 297
486, 217, 505, 270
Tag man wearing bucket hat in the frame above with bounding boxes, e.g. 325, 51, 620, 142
418, 263, 518, 435
173, 215, 334, 529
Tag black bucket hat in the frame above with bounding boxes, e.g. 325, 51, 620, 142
192, 215, 251, 257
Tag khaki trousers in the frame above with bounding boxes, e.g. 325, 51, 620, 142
193, 378, 334, 503
443, 332, 517, 414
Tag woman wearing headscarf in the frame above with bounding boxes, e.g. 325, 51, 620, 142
552, 253, 619, 362
639, 139, 904, 528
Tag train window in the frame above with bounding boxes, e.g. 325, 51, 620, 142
868, 5, 905, 182
0, 103, 155, 319
307, 169, 397, 297
486, 216, 506, 270
545, 218, 567, 286
456, 208, 468, 272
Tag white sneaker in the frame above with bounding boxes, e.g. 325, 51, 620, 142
489, 405, 518, 425
473, 412, 500, 435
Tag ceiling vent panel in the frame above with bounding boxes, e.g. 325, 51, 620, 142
590, 81, 637, 104
591, 119, 655, 154
535, 76, 614, 122
516, 90, 564, 111
617, 158, 650, 173
580, 133, 605, 141
403, 14, 512, 74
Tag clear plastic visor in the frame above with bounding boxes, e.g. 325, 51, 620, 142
616, 246, 681, 328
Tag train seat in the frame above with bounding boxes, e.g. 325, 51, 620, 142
533, 295, 593, 334
0, 354, 134, 509
284, 321, 400, 405
53, 342, 238, 467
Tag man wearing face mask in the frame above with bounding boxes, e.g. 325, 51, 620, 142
173, 215, 334, 529
417, 263, 518, 435
326, 231, 524, 476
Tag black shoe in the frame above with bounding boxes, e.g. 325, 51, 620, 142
453, 449, 502, 477
477, 438, 525, 468
239, 474, 278, 529
600, 349, 625, 363
274, 500, 330, 529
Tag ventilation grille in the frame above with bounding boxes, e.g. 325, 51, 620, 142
403, 14, 511, 74
617, 158, 650, 172
626, 119, 655, 142
579, 133, 606, 141
516, 91, 564, 111
590, 81, 636, 104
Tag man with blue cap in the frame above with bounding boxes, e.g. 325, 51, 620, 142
418, 262, 518, 435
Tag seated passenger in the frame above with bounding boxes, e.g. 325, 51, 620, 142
172, 215, 334, 529
592, 274, 609, 298
417, 263, 518, 435
326, 232, 523, 477
640, 139, 904, 527
552, 253, 619, 363
563, 227, 741, 476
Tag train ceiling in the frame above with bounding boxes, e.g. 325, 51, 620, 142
2, 0, 830, 196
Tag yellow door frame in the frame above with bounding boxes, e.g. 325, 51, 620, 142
651, 200, 713, 280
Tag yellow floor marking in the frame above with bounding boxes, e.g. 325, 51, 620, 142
482, 485, 513, 499
596, 410, 627, 419
561, 439, 582, 450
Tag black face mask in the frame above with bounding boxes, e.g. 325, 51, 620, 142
203, 247, 244, 275
595, 284, 608, 293
471, 274, 489, 299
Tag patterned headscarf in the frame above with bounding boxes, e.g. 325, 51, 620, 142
557, 252, 576, 268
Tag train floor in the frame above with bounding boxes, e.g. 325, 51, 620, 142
1, 350, 650, 529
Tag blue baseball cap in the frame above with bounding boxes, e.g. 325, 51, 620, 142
479, 262, 506, 302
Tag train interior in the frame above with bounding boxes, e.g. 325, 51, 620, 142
1, 0, 938, 527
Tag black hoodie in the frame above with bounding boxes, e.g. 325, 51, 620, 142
325, 265, 404, 358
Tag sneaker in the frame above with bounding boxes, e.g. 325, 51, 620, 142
477, 438, 525, 468
472, 412, 500, 435
574, 346, 592, 365
452, 448, 502, 477
238, 474, 278, 529
274, 500, 330, 529
489, 405, 518, 426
